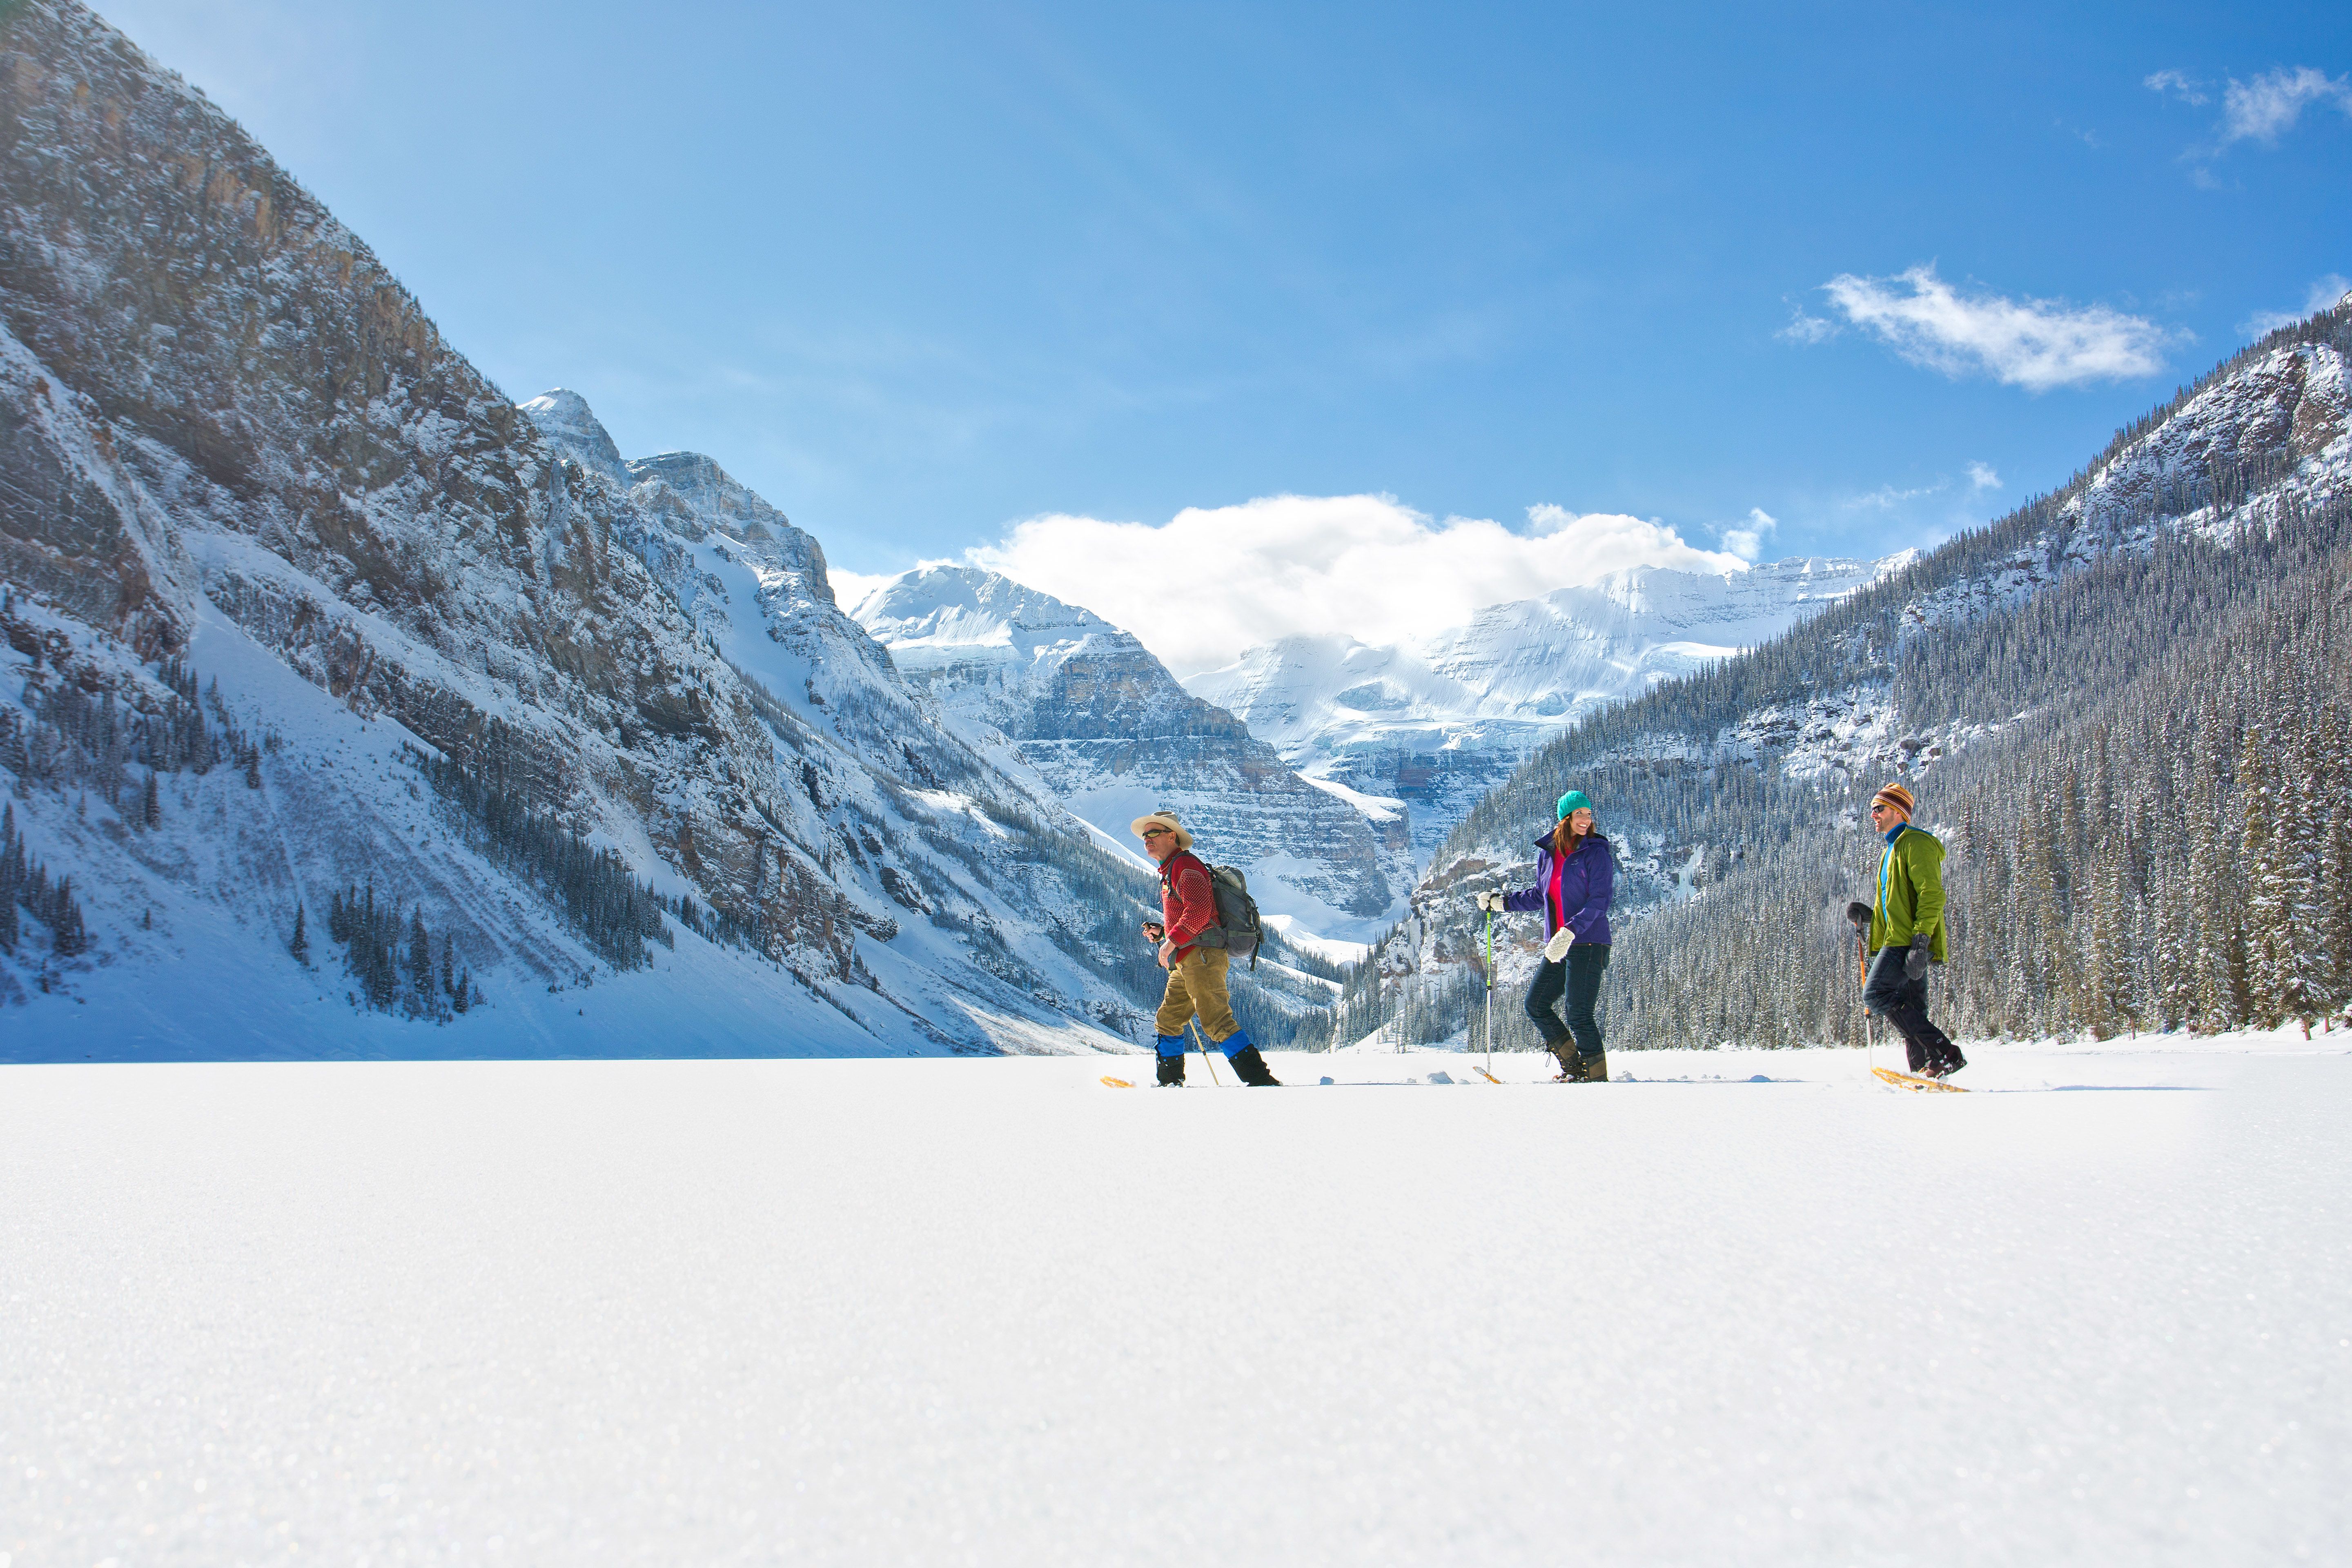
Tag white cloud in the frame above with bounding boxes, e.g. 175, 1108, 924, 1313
2144, 69, 2207, 107
1816, 264, 2169, 391
2221, 67, 2352, 145
1719, 508, 1775, 563
1967, 461, 2003, 490
965, 494, 1751, 676
2238, 273, 2352, 339
1776, 311, 1840, 345
1846, 481, 1941, 512
826, 567, 897, 613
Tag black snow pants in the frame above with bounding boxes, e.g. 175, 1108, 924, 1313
1862, 948, 1963, 1075
1526, 942, 1611, 1059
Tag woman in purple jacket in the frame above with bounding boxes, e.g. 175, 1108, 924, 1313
1475, 789, 1615, 1081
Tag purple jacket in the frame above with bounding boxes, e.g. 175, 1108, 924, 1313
1502, 831, 1615, 945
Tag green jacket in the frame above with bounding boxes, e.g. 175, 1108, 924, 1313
1870, 824, 1948, 962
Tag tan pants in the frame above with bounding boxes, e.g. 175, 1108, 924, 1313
1156, 946, 1240, 1043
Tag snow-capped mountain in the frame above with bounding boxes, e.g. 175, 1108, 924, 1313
0, 0, 1189, 1056
1185, 555, 1905, 858
854, 566, 1410, 945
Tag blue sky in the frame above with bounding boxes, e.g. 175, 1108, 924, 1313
94, 0, 2350, 660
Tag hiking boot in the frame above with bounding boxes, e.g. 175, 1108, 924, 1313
1547, 1042, 1578, 1080
1572, 1051, 1609, 1082
1228, 1046, 1282, 1087
1920, 1054, 1965, 1080
1155, 1054, 1186, 1087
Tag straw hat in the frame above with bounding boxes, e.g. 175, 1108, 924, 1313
1129, 810, 1192, 850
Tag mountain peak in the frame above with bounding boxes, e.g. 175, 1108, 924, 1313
519, 389, 628, 484
857, 566, 1117, 648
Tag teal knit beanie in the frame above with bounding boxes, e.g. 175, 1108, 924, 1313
1557, 789, 1593, 820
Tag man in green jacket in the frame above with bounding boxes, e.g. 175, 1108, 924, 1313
1860, 782, 1965, 1079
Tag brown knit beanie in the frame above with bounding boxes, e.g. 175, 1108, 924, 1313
1872, 782, 1916, 818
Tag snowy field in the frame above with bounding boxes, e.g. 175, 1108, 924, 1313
4, 1035, 2346, 1566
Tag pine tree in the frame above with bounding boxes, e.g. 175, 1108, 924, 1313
141, 768, 160, 829
407, 906, 432, 1012
289, 904, 310, 966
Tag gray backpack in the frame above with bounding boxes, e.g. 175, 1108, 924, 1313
1206, 864, 1263, 969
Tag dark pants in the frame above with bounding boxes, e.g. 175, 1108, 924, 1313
1526, 943, 1611, 1059
1862, 949, 1963, 1074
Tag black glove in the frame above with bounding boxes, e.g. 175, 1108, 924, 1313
1846, 901, 1873, 934
1905, 933, 1931, 980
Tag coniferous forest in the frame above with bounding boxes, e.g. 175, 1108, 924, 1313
1600, 496, 2352, 1050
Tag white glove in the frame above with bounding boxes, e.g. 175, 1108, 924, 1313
1542, 926, 1575, 962
1474, 891, 1506, 913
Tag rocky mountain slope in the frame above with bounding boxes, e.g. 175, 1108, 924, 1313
0, 0, 1181, 1056
1319, 308, 2352, 1051
1186, 555, 1902, 860
853, 565, 1411, 945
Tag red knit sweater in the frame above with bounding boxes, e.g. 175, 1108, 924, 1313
1158, 850, 1220, 957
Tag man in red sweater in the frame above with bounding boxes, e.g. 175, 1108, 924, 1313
1134, 811, 1280, 1087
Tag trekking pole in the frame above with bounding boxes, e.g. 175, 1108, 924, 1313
1858, 933, 1874, 1070
1482, 908, 1501, 1083
1187, 1018, 1223, 1086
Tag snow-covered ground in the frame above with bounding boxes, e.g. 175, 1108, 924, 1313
4, 1034, 2345, 1565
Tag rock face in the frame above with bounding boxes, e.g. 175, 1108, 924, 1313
0, 0, 1168, 1054
855, 566, 1410, 943
1187, 556, 1903, 858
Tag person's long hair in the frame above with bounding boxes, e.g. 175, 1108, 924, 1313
1551, 810, 1591, 861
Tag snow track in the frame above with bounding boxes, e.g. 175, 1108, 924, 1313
3, 1036, 2344, 1565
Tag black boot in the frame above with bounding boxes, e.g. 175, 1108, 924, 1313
1228, 1046, 1281, 1087
1155, 1054, 1186, 1087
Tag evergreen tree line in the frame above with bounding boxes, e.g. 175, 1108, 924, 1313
325, 882, 479, 1018
1345, 495, 2352, 1052
1604, 507, 2352, 1046
1, 643, 274, 816
412, 746, 672, 970
0, 800, 87, 957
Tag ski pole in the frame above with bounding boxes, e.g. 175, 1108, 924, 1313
1858, 934, 1874, 1069
1484, 908, 1496, 1079
1187, 1018, 1223, 1086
